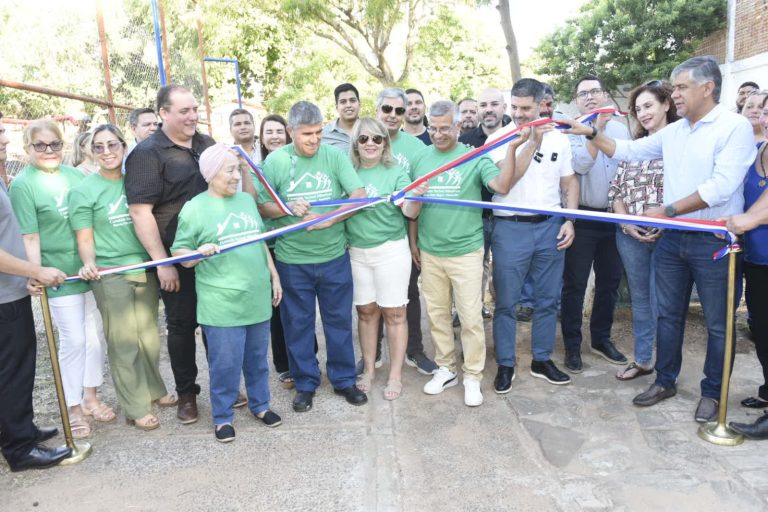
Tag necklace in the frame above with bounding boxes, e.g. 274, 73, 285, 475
759, 143, 767, 188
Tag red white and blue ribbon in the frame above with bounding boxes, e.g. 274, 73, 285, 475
233, 145, 294, 216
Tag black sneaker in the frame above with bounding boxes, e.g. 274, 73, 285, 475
590, 341, 627, 365
516, 306, 533, 322
493, 365, 516, 394
405, 352, 438, 375
356, 353, 383, 375
482, 305, 492, 319
564, 350, 583, 374
215, 424, 236, 443
255, 410, 282, 428
530, 360, 571, 385
452, 312, 461, 327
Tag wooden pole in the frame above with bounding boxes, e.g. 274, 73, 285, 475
96, 0, 117, 125
158, 0, 172, 84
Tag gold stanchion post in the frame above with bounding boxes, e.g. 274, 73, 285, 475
40, 288, 93, 463
698, 249, 744, 446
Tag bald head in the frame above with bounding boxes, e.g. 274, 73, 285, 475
477, 88, 506, 132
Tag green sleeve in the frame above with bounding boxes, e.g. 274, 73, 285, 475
258, 152, 284, 205
170, 204, 198, 254
8, 177, 39, 234
479, 155, 500, 188
394, 165, 412, 191
336, 151, 364, 194
67, 186, 93, 231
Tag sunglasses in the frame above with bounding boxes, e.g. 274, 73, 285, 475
92, 141, 124, 154
30, 141, 64, 153
644, 79, 663, 87
380, 105, 406, 116
357, 134, 384, 145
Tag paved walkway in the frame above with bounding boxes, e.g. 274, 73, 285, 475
1, 302, 767, 512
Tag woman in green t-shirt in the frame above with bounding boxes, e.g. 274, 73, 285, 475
346, 118, 427, 401
172, 143, 283, 443
71, 124, 175, 431
9, 120, 114, 439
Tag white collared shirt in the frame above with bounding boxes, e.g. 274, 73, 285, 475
486, 127, 574, 216
613, 104, 757, 220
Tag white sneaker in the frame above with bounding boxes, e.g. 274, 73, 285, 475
463, 379, 483, 407
423, 367, 458, 395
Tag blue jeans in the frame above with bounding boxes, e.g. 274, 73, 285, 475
653, 231, 739, 399
615, 229, 657, 366
202, 321, 271, 425
276, 252, 356, 391
492, 217, 564, 365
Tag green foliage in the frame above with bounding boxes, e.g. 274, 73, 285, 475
531, 0, 726, 100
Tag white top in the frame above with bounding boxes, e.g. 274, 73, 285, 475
486, 127, 574, 216
613, 104, 757, 220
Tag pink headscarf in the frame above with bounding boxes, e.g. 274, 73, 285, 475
199, 143, 238, 183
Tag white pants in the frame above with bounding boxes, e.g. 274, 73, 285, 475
49, 291, 106, 407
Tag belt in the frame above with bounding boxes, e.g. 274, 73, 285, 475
578, 205, 609, 212
494, 214, 551, 223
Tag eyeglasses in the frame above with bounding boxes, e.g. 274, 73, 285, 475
380, 105, 406, 116
426, 125, 455, 135
357, 134, 384, 145
30, 141, 64, 153
92, 141, 124, 154
576, 88, 604, 99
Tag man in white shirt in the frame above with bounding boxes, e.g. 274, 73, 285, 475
564, 56, 757, 422
485, 79, 579, 391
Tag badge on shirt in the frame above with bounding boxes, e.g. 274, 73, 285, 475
551, 152, 558, 162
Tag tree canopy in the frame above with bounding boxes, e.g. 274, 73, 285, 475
531, 0, 727, 100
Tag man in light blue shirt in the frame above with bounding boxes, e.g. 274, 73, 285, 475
564, 56, 757, 422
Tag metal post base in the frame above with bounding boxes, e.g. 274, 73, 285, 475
58, 441, 93, 465
697, 422, 744, 446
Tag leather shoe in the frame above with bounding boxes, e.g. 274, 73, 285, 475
694, 397, 719, 423
8, 445, 72, 472
730, 412, 768, 440
564, 350, 583, 374
493, 365, 515, 394
177, 394, 199, 424
633, 383, 677, 406
741, 396, 768, 409
292, 391, 315, 412
36, 427, 58, 443
334, 385, 368, 406
590, 340, 627, 364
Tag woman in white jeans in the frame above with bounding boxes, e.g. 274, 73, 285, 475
9, 120, 113, 438
345, 118, 428, 400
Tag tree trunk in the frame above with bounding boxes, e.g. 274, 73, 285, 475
497, 0, 521, 84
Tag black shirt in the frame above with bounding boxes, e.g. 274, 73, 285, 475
124, 129, 215, 248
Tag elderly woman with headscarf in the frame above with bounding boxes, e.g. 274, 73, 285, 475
171, 143, 283, 443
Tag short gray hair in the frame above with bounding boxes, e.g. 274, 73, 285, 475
376, 88, 408, 109
429, 100, 460, 125
671, 56, 722, 102
287, 101, 323, 128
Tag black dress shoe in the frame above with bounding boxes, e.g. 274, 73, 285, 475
741, 396, 768, 409
292, 391, 315, 413
564, 350, 583, 374
36, 427, 59, 443
493, 365, 515, 394
590, 341, 627, 364
334, 386, 368, 406
730, 412, 768, 440
633, 383, 677, 406
8, 445, 72, 472
530, 360, 571, 385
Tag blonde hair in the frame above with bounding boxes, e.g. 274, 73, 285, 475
70, 131, 94, 167
22, 119, 63, 147
349, 117, 393, 169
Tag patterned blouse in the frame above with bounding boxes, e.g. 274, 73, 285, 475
607, 159, 664, 215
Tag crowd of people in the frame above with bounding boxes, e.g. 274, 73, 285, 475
1, 54, 768, 472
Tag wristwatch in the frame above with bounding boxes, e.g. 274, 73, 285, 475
585, 126, 598, 140
664, 204, 677, 217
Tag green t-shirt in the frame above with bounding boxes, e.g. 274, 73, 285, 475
411, 145, 499, 257
390, 131, 425, 178
171, 191, 272, 327
345, 163, 411, 249
68, 173, 149, 273
259, 143, 364, 264
9, 165, 89, 297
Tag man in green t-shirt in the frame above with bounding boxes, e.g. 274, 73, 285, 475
403, 100, 520, 407
375, 87, 438, 376
259, 101, 368, 413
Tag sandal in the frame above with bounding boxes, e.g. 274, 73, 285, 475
126, 414, 160, 431
82, 401, 117, 422
616, 362, 653, 381
383, 379, 402, 401
69, 416, 91, 439
278, 371, 295, 390
154, 394, 178, 407
356, 372, 373, 393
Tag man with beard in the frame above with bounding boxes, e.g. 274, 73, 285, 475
322, 83, 361, 153
458, 98, 479, 135
404, 88, 431, 145
229, 108, 259, 161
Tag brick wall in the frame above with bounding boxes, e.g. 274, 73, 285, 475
696, 29, 727, 63
734, 0, 768, 60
